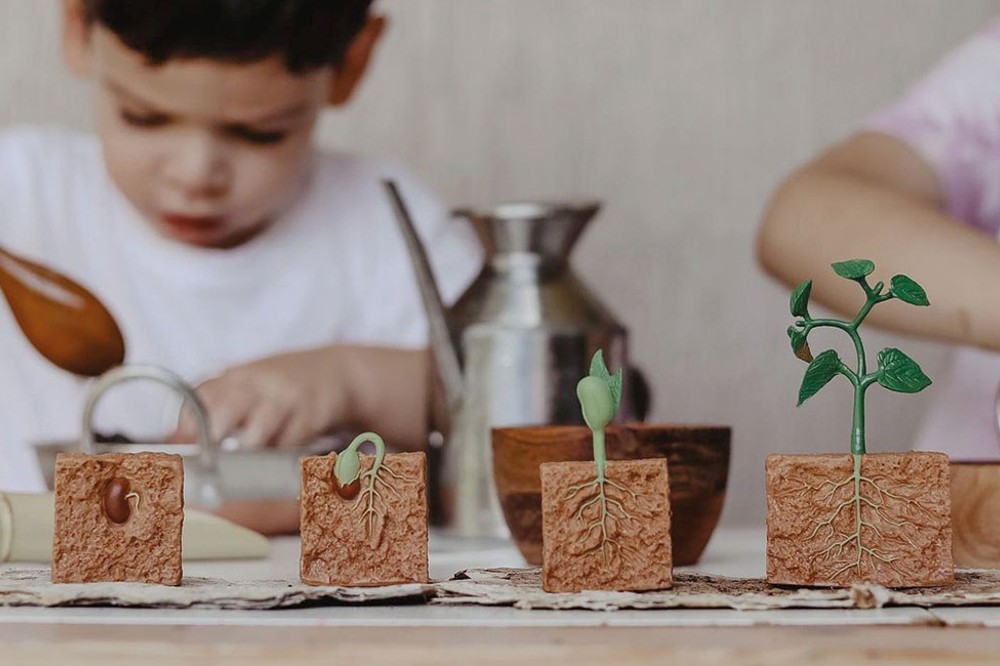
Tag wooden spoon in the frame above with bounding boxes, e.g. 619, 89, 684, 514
0, 245, 125, 376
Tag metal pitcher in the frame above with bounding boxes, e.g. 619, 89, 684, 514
384, 182, 634, 537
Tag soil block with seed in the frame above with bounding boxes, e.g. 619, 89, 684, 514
52, 452, 184, 585
766, 452, 953, 588
300, 451, 428, 586
541, 458, 672, 593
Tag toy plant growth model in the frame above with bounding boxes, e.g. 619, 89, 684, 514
52, 452, 184, 585
299, 432, 429, 586
767, 259, 953, 588
540, 351, 673, 592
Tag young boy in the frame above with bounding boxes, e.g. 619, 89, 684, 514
757, 18, 1000, 459
0, 0, 481, 517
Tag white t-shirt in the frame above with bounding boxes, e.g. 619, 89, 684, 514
0, 126, 482, 491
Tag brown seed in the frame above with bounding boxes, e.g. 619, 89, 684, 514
333, 476, 361, 500
103, 477, 133, 523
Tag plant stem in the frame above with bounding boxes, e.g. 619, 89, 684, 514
851, 381, 867, 456
593, 428, 607, 482
847, 324, 867, 455
346, 432, 386, 468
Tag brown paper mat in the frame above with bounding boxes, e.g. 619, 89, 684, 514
432, 568, 1000, 611
0, 569, 433, 609
5, 567, 1000, 611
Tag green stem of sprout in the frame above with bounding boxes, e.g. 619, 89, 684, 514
593, 428, 607, 481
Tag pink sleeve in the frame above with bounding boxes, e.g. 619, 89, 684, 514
864, 18, 1000, 236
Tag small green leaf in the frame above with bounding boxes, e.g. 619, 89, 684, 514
787, 326, 813, 362
831, 259, 875, 280
609, 368, 623, 414
588, 350, 622, 415
890, 275, 929, 306
589, 350, 612, 381
876, 348, 932, 393
790, 280, 812, 318
797, 349, 841, 406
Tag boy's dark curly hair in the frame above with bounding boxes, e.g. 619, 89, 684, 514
82, 0, 374, 72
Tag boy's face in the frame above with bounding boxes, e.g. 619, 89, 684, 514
63, 10, 382, 250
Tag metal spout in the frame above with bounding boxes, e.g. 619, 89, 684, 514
383, 180, 464, 410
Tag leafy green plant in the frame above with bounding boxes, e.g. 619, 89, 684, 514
787, 259, 931, 455
563, 350, 636, 561
333, 431, 400, 546
782, 259, 935, 582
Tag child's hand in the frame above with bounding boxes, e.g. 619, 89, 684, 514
175, 347, 350, 450
174, 346, 430, 450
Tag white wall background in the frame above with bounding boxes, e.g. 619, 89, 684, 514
2, 1, 998, 525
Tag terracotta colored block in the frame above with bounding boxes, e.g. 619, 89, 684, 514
52, 452, 184, 585
540, 459, 672, 593
300, 451, 428, 586
766, 452, 953, 588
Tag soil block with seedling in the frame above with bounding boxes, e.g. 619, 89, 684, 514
541, 352, 673, 593
767, 259, 953, 588
52, 452, 184, 585
300, 432, 428, 586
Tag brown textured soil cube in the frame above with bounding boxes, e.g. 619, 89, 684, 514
766, 452, 953, 588
300, 451, 428, 586
52, 452, 184, 585
541, 459, 672, 592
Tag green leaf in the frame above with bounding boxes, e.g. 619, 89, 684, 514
797, 349, 841, 406
589, 349, 611, 381
890, 275, 929, 306
787, 326, 813, 362
588, 350, 622, 415
609, 368, 623, 414
831, 259, 875, 280
876, 348, 932, 393
790, 280, 812, 318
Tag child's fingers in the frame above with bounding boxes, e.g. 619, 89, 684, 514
239, 401, 291, 450
176, 379, 255, 445
272, 411, 314, 450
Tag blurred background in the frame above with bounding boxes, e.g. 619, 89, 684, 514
2, 0, 997, 526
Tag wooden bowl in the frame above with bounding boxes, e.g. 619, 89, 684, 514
492, 423, 730, 565
950, 461, 1000, 567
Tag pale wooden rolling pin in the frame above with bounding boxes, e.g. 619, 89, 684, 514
0, 492, 269, 563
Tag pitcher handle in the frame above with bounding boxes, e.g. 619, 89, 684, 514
80, 364, 221, 507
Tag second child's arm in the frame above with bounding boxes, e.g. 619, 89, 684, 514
757, 130, 1000, 352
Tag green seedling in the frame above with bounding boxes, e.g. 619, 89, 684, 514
333, 431, 401, 547
564, 350, 638, 563
784, 259, 934, 580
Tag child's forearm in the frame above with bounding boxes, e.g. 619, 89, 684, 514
334, 346, 430, 450
757, 132, 1000, 352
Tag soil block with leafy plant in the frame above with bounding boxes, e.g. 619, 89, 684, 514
540, 351, 672, 593
52, 452, 184, 585
767, 259, 953, 588
300, 432, 428, 586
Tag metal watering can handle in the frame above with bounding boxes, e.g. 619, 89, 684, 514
79, 364, 221, 507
